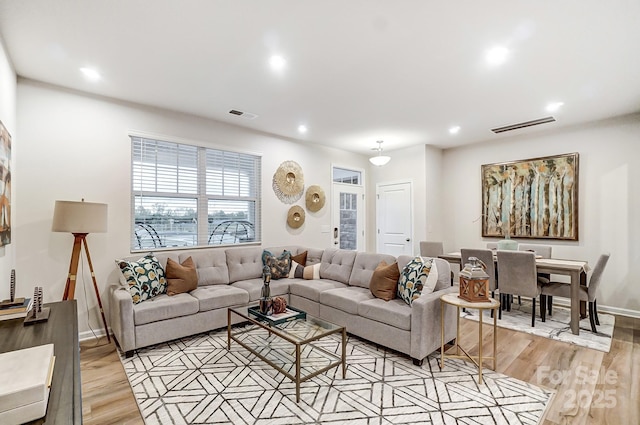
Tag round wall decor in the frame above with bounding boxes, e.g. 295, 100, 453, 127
286, 205, 305, 228
272, 160, 304, 204
305, 185, 326, 212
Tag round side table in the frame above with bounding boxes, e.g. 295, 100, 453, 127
440, 292, 500, 384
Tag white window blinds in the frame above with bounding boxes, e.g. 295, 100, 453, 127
131, 136, 261, 250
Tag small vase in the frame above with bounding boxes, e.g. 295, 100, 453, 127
497, 235, 518, 250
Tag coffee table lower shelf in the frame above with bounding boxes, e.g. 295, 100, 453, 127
227, 307, 346, 402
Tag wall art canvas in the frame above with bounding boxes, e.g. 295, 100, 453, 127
0, 120, 11, 246
481, 152, 579, 240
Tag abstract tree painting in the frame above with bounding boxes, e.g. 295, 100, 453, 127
481, 153, 579, 240
0, 120, 10, 246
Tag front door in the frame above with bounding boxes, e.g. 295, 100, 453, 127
376, 181, 413, 255
331, 167, 365, 251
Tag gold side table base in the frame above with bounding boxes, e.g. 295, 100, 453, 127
440, 293, 499, 384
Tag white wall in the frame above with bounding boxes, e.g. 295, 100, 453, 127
367, 144, 444, 255
442, 114, 640, 314
15, 79, 370, 334
0, 35, 16, 300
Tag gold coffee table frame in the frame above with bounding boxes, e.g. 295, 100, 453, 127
227, 307, 346, 402
440, 293, 500, 384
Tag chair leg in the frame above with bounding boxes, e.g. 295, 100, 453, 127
593, 299, 600, 325
518, 295, 522, 305
531, 298, 536, 327
540, 295, 546, 322
588, 301, 597, 333
547, 295, 553, 316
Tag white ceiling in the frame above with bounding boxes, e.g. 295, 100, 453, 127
1, 1, 639, 154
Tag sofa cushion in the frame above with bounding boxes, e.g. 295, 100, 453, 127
397, 257, 429, 305
319, 287, 374, 315
181, 249, 229, 285
116, 253, 168, 304
166, 257, 198, 296
369, 261, 400, 301
358, 298, 412, 331
262, 250, 291, 279
133, 293, 199, 325
226, 247, 263, 283
319, 249, 357, 284
190, 285, 250, 311
306, 248, 324, 265
349, 252, 397, 288
288, 279, 346, 302
231, 278, 290, 302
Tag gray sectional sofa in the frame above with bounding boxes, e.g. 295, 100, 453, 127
108, 245, 457, 365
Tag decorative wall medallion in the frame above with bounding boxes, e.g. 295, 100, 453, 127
286, 205, 305, 228
272, 160, 304, 204
305, 185, 326, 212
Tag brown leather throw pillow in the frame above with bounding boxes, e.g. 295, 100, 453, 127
165, 256, 198, 296
369, 261, 400, 301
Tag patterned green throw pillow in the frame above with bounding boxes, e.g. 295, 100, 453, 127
262, 250, 292, 279
116, 254, 167, 304
397, 257, 435, 305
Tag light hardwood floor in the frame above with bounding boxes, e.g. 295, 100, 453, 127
80, 315, 639, 425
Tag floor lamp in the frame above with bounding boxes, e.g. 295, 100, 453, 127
52, 199, 110, 342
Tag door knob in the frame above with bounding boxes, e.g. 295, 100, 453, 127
406, 238, 410, 242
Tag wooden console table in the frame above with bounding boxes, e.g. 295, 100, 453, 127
0, 300, 82, 424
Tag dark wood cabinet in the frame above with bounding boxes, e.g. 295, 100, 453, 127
0, 300, 82, 424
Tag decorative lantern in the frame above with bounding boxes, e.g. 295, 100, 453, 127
459, 257, 490, 302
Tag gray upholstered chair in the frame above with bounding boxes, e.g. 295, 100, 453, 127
461, 248, 500, 318
496, 250, 545, 327
541, 253, 610, 333
518, 243, 553, 308
518, 243, 552, 259
419, 241, 444, 257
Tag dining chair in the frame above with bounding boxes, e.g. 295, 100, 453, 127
541, 253, 610, 333
420, 241, 444, 257
496, 251, 545, 327
461, 248, 500, 319
518, 243, 553, 308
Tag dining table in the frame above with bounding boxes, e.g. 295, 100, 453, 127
439, 252, 590, 336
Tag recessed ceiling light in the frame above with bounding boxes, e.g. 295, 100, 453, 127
486, 46, 509, 66
80, 67, 101, 81
297, 124, 308, 134
269, 55, 286, 71
449, 126, 461, 135
546, 101, 565, 113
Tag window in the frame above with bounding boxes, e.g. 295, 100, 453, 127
131, 136, 261, 250
332, 167, 361, 185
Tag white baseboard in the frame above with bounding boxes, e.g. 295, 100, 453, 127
79, 328, 110, 342
549, 297, 640, 319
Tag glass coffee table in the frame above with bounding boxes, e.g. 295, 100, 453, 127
227, 306, 346, 402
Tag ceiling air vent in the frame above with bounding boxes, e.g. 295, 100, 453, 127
228, 109, 258, 120
491, 116, 556, 134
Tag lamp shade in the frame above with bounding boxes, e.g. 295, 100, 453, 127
369, 155, 391, 166
52, 200, 108, 233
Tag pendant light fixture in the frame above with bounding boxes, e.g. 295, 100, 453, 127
369, 140, 391, 166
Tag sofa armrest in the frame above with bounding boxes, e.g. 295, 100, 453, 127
409, 285, 458, 361
108, 283, 136, 354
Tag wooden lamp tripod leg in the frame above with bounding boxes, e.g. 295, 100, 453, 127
82, 237, 111, 343
62, 234, 85, 301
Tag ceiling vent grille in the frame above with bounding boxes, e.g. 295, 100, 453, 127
491, 116, 556, 134
229, 109, 258, 120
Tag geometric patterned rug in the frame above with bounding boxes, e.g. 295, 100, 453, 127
120, 326, 554, 424
461, 300, 614, 353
